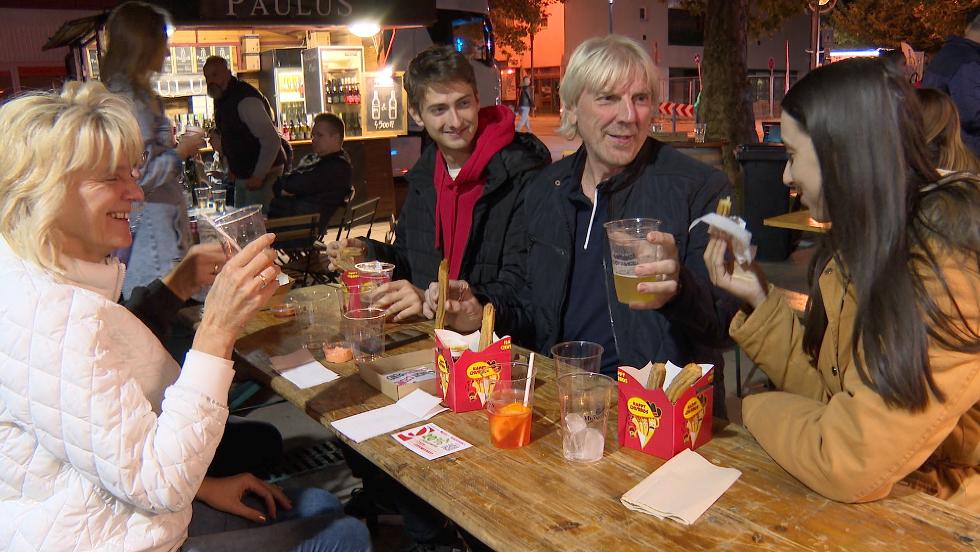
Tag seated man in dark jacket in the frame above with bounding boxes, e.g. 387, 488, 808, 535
432, 35, 738, 412
269, 112, 352, 230
325, 45, 550, 321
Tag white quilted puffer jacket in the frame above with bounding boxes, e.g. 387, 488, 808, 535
0, 238, 235, 551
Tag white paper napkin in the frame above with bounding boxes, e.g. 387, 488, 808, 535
269, 348, 340, 389
621, 448, 741, 525
689, 213, 753, 265
331, 389, 448, 443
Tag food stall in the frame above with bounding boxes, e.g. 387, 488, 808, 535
52, 0, 438, 222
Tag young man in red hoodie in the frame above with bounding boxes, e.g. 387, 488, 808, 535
326, 45, 550, 322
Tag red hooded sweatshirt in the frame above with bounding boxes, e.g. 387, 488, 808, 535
433, 105, 516, 279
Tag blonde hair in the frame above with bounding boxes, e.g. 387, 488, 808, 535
0, 81, 143, 273
917, 88, 980, 174
558, 35, 660, 140
101, 1, 171, 102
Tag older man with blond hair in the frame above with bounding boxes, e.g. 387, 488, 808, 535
438, 35, 737, 411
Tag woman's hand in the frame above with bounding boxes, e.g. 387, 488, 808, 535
703, 231, 769, 309
162, 242, 228, 301
324, 238, 364, 272
176, 132, 206, 160
196, 474, 292, 523
423, 280, 484, 333
373, 280, 425, 322
193, 234, 280, 358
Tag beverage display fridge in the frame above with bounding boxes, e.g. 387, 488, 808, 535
259, 48, 306, 125
302, 45, 365, 136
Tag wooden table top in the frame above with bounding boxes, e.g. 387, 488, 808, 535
763, 210, 830, 234
231, 287, 978, 551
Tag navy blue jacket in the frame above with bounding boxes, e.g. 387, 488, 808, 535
922, 35, 980, 155
497, 138, 737, 368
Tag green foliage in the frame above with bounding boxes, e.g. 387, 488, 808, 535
490, 0, 561, 57
831, 0, 980, 51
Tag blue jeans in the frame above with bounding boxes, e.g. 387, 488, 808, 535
516, 106, 532, 132
181, 487, 371, 552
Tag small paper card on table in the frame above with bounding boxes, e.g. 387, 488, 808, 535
392, 423, 472, 460
331, 389, 448, 443
621, 448, 741, 525
269, 348, 340, 389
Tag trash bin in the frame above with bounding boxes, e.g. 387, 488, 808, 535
735, 144, 793, 261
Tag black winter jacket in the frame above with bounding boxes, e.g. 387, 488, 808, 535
498, 137, 737, 367
367, 132, 551, 302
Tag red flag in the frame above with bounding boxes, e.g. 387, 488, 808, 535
784, 40, 791, 94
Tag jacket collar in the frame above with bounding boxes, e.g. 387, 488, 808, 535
0, 236, 125, 302
560, 137, 664, 198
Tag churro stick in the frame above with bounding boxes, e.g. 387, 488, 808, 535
478, 303, 495, 350
646, 362, 667, 390
716, 196, 732, 218
435, 259, 448, 329
665, 363, 702, 403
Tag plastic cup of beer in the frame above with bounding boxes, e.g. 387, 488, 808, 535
194, 186, 210, 210
211, 189, 227, 214
343, 307, 386, 361
486, 362, 534, 449
551, 341, 603, 379
603, 218, 664, 304
558, 372, 615, 463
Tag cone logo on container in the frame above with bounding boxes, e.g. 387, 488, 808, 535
466, 361, 500, 405
437, 354, 450, 398
683, 395, 707, 444
627, 397, 661, 449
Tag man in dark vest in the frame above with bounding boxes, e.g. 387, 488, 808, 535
203, 56, 285, 211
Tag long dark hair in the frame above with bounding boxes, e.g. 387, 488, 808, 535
782, 58, 980, 411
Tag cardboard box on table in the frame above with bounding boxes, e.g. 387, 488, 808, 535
358, 350, 439, 401
617, 362, 714, 460
433, 329, 512, 412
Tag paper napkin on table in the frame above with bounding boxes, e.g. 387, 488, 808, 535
621, 448, 741, 525
689, 213, 753, 265
331, 389, 448, 443
269, 348, 340, 389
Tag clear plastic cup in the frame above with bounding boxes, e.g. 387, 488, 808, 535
194, 186, 209, 210
486, 362, 534, 449
603, 218, 664, 305
355, 261, 395, 284
558, 372, 615, 463
343, 307, 386, 361
551, 341, 604, 379
211, 189, 227, 214
209, 204, 266, 254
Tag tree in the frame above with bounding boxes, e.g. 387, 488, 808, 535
490, 0, 555, 58
831, 0, 980, 52
668, 0, 804, 187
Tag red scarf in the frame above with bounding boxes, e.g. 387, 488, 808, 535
433, 105, 515, 278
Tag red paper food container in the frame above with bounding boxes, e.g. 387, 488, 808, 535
617, 363, 714, 460
433, 331, 512, 413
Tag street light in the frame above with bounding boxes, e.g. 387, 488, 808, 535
808, 0, 837, 69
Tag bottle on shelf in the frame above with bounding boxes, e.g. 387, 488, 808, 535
281, 119, 291, 141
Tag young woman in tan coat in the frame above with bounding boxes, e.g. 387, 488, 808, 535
705, 58, 980, 512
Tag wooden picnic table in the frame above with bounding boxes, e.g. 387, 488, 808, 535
231, 286, 978, 551
763, 209, 830, 234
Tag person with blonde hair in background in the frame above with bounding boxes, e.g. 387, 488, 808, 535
916, 87, 980, 173
101, 1, 206, 299
0, 81, 370, 551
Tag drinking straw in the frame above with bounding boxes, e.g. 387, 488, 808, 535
523, 353, 535, 408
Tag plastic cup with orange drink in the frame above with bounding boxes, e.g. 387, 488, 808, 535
486, 362, 534, 449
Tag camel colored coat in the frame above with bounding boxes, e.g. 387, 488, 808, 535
732, 254, 980, 513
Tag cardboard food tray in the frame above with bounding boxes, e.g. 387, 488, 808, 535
359, 349, 438, 401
